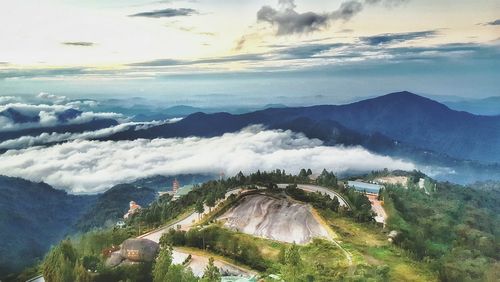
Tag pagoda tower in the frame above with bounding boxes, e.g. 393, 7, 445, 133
172, 178, 180, 194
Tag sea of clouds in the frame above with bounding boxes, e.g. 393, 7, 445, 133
0, 118, 182, 149
0, 126, 416, 194
0, 93, 123, 131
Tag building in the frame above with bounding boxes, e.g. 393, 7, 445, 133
172, 178, 180, 194
123, 201, 141, 219
347, 181, 383, 195
221, 276, 258, 282
116, 220, 126, 228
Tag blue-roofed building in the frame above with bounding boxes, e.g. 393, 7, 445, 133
221, 276, 258, 282
347, 181, 383, 194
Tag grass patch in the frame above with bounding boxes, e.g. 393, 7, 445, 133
318, 209, 438, 281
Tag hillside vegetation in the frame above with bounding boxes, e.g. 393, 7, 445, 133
0, 176, 95, 277
383, 177, 500, 281
16, 170, 500, 282
0, 176, 158, 279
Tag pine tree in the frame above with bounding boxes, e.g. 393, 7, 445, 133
164, 264, 198, 282
281, 243, 304, 282
74, 261, 92, 282
206, 193, 216, 213
43, 239, 77, 282
195, 200, 205, 219
201, 257, 221, 282
153, 246, 173, 282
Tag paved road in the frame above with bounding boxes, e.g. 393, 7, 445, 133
28, 185, 350, 281
26, 274, 44, 282
277, 183, 351, 209
140, 188, 244, 242
172, 248, 258, 277
139, 187, 257, 278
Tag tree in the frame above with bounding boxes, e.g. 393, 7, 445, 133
43, 239, 77, 282
201, 257, 221, 282
164, 264, 198, 282
378, 188, 384, 200
153, 246, 173, 282
196, 200, 205, 219
299, 169, 308, 179
206, 193, 216, 213
331, 196, 340, 212
306, 169, 312, 175
236, 171, 245, 182
74, 261, 92, 282
317, 169, 337, 187
281, 243, 304, 282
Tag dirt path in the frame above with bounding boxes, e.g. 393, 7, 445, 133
309, 206, 354, 272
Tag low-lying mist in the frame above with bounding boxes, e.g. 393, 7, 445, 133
0, 126, 416, 194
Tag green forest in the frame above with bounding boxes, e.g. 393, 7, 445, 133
16, 170, 500, 282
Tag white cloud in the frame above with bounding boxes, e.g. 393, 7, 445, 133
36, 92, 68, 104
0, 96, 20, 104
0, 126, 415, 194
0, 118, 182, 149
0, 102, 125, 131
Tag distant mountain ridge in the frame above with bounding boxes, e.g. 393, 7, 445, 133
443, 96, 500, 116
105, 91, 500, 164
0, 176, 159, 277
0, 118, 118, 142
0, 176, 95, 276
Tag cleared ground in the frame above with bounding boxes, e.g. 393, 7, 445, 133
375, 176, 408, 186
367, 194, 387, 224
218, 194, 330, 244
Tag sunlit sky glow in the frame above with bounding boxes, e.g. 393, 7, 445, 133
0, 0, 499, 101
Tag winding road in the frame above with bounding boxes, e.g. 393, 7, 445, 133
277, 183, 351, 209
138, 187, 257, 277
28, 184, 353, 281
138, 184, 353, 276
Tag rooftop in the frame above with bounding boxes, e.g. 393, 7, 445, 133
348, 181, 383, 194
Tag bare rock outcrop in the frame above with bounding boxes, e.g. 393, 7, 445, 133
105, 238, 159, 267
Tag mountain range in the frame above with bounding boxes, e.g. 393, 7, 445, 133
104, 91, 500, 165
442, 96, 500, 116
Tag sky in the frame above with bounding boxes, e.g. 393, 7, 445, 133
0, 0, 499, 104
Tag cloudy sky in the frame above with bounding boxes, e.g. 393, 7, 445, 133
0, 0, 499, 101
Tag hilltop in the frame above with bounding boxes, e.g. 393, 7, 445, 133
19, 169, 500, 282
